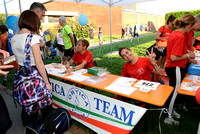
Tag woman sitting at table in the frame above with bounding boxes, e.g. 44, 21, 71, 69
115, 47, 162, 104
119, 47, 162, 81
64, 39, 94, 73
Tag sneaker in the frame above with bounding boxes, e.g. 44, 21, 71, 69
164, 117, 179, 125
2, 78, 7, 86
172, 110, 180, 119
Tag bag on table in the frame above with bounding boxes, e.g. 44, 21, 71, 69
24, 108, 72, 134
13, 34, 52, 115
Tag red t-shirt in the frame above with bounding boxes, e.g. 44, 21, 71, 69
166, 31, 188, 69
158, 25, 173, 41
184, 30, 194, 51
72, 49, 94, 69
121, 57, 154, 81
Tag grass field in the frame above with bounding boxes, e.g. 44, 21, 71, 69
1, 32, 200, 134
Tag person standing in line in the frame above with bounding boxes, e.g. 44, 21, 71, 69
133, 23, 140, 42
98, 26, 103, 46
43, 29, 52, 60
55, 29, 65, 64
89, 26, 94, 46
164, 14, 196, 123
13, 2, 47, 58
11, 10, 55, 134
121, 26, 125, 39
59, 16, 75, 65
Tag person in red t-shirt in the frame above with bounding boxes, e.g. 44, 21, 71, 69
64, 39, 94, 73
165, 14, 196, 122
115, 47, 162, 105
119, 47, 162, 80
155, 15, 176, 68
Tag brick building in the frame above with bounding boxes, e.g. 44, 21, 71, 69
44, 1, 165, 36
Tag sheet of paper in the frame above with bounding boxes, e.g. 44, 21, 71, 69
46, 68, 67, 76
112, 77, 137, 87
185, 75, 200, 82
71, 69, 87, 75
134, 80, 160, 90
181, 82, 196, 91
105, 84, 137, 95
66, 74, 90, 82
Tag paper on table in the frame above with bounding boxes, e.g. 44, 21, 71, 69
185, 75, 200, 82
46, 68, 67, 76
105, 77, 137, 95
112, 77, 137, 87
134, 80, 160, 90
66, 74, 90, 81
105, 84, 137, 95
71, 69, 87, 75
181, 82, 196, 91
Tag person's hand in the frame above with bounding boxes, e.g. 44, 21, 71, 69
65, 64, 70, 69
0, 49, 10, 58
146, 47, 156, 64
187, 50, 195, 59
46, 83, 52, 93
64, 68, 73, 73
71, 46, 75, 50
189, 58, 198, 64
0, 65, 14, 76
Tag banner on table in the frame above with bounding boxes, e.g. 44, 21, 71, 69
50, 78, 147, 134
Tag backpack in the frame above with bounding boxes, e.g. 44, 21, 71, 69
24, 108, 72, 134
13, 34, 52, 115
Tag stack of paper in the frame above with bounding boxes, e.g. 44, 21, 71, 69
105, 77, 137, 95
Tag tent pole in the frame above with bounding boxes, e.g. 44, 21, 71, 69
110, 4, 112, 65
3, 0, 8, 18
18, 0, 22, 13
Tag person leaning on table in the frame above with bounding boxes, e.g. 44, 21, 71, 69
115, 47, 162, 105
64, 39, 94, 73
0, 49, 13, 134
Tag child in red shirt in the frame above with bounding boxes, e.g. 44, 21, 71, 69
64, 39, 94, 73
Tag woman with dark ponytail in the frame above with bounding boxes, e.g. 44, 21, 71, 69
155, 15, 176, 68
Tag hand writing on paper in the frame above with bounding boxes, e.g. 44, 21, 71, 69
64, 68, 73, 73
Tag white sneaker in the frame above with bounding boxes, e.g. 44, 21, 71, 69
172, 110, 180, 119
164, 117, 179, 125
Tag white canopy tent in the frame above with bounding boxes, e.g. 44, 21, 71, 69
52, 0, 153, 64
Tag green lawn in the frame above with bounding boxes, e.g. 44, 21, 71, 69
1, 32, 200, 134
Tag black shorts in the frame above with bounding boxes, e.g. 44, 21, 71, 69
64, 48, 74, 58
133, 33, 139, 37
45, 41, 51, 47
57, 44, 65, 52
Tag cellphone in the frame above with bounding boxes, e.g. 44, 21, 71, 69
0, 55, 19, 71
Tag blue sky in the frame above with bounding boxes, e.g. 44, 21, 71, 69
0, 0, 200, 16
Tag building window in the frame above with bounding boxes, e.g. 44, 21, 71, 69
48, 16, 59, 23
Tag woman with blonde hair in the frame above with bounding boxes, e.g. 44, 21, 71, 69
165, 14, 196, 123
